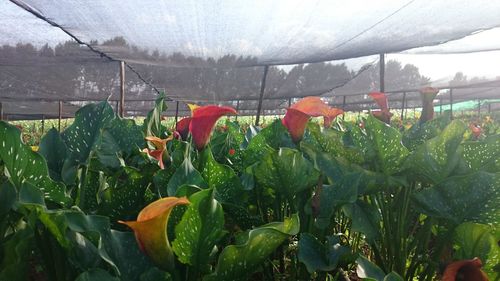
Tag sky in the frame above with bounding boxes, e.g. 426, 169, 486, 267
1, 0, 500, 82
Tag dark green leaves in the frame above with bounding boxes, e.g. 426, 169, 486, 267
298, 233, 353, 273
343, 200, 381, 242
459, 134, 500, 173
39, 128, 68, 181
143, 93, 167, 138
254, 147, 319, 198
205, 214, 299, 281
172, 189, 225, 274
243, 119, 289, 166
167, 156, 207, 196
356, 256, 404, 281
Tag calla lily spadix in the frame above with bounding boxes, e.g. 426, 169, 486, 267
143, 135, 173, 169
419, 87, 439, 123
119, 197, 190, 272
442, 258, 489, 281
282, 96, 333, 142
369, 92, 393, 123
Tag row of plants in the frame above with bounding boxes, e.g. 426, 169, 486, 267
0, 88, 498, 281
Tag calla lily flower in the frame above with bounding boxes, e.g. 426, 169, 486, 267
469, 123, 482, 138
175, 117, 192, 141
119, 197, 190, 271
282, 96, 332, 142
323, 108, 344, 128
189, 105, 237, 150
369, 92, 392, 123
143, 135, 173, 169
419, 87, 439, 123
442, 258, 489, 281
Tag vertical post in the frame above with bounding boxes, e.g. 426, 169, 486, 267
449, 88, 453, 119
342, 95, 346, 120
400, 92, 406, 121
58, 101, 62, 132
119, 61, 125, 118
0, 102, 3, 121
41, 115, 45, 135
379, 53, 385, 92
488, 103, 491, 114
255, 65, 269, 126
288, 98, 292, 107
477, 100, 481, 117
235, 100, 240, 121
440, 98, 443, 115
174, 101, 179, 124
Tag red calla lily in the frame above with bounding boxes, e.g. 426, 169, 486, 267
189, 105, 237, 150
323, 108, 344, 128
369, 92, 392, 123
143, 136, 173, 169
442, 258, 489, 281
175, 117, 192, 141
470, 123, 482, 138
419, 87, 439, 122
282, 97, 332, 142
119, 197, 190, 271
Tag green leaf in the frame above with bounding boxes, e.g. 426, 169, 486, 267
413, 171, 500, 224
453, 222, 496, 264
0, 181, 16, 216
402, 113, 451, 151
459, 134, 500, 173
205, 214, 300, 281
167, 156, 207, 197
0, 121, 70, 206
343, 200, 381, 242
356, 256, 386, 281
172, 189, 225, 274
364, 115, 409, 175
75, 268, 119, 281
199, 147, 244, 203
404, 120, 467, 183
143, 93, 167, 138
0, 224, 34, 281
39, 127, 68, 181
383, 272, 404, 281
62, 101, 115, 166
298, 233, 351, 273
254, 147, 319, 198
242, 119, 289, 166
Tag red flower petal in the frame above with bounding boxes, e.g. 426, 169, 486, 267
442, 258, 489, 281
282, 108, 311, 143
470, 124, 482, 138
229, 148, 236, 156
323, 108, 344, 128
175, 117, 192, 141
369, 92, 390, 112
419, 87, 439, 122
290, 96, 331, 117
189, 105, 237, 150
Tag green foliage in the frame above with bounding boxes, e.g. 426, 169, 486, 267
39, 128, 68, 181
143, 93, 168, 138
298, 233, 353, 273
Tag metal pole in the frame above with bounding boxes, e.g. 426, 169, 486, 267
235, 100, 240, 121
255, 65, 269, 126
41, 115, 45, 135
0, 102, 3, 121
379, 53, 385, 92
449, 88, 453, 119
477, 100, 481, 117
401, 92, 406, 121
342, 95, 346, 120
288, 98, 292, 107
119, 61, 125, 117
174, 101, 179, 124
58, 101, 62, 132
440, 98, 443, 115
488, 103, 491, 114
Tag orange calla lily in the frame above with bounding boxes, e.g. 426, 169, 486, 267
119, 197, 190, 271
419, 87, 439, 123
369, 92, 392, 123
189, 105, 237, 150
323, 108, 344, 128
282, 96, 332, 142
469, 123, 482, 138
143, 135, 173, 169
442, 258, 489, 281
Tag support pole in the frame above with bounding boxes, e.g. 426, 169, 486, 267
41, 115, 45, 135
58, 101, 62, 132
477, 100, 481, 117
174, 101, 179, 124
0, 102, 3, 121
288, 98, 292, 107
449, 88, 453, 119
400, 92, 406, 121
235, 100, 240, 121
342, 95, 346, 120
440, 98, 443, 115
379, 53, 385, 92
119, 61, 125, 118
488, 103, 491, 114
255, 65, 269, 126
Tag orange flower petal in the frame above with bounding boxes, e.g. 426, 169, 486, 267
442, 258, 489, 281
119, 197, 190, 271
189, 105, 237, 150
323, 108, 344, 128
282, 108, 311, 143
290, 96, 331, 117
369, 92, 389, 112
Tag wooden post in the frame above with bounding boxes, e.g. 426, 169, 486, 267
58, 101, 62, 132
400, 92, 406, 121
119, 61, 125, 118
342, 95, 346, 120
449, 88, 453, 119
379, 54, 385, 92
0, 102, 3, 121
255, 65, 269, 126
174, 101, 179, 124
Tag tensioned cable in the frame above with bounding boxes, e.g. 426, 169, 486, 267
9, 0, 169, 100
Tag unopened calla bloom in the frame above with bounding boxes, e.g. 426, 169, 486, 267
442, 258, 489, 281
189, 105, 237, 150
323, 108, 344, 128
282, 97, 332, 142
143, 135, 173, 169
119, 197, 190, 271
419, 87, 439, 123
369, 92, 392, 123
469, 123, 482, 138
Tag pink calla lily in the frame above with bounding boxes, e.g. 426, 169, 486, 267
189, 105, 237, 150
